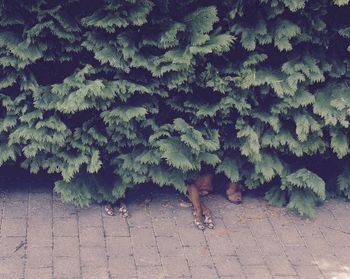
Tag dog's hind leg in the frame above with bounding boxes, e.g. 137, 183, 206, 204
201, 203, 215, 229
187, 184, 205, 230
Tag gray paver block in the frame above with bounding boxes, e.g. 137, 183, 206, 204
1, 218, 26, 237
162, 256, 190, 277
3, 200, 27, 219
295, 265, 324, 279
82, 266, 109, 279
53, 256, 80, 278
0, 237, 26, 258
53, 217, 78, 237
156, 236, 183, 257
285, 246, 315, 266
184, 246, 213, 266
177, 227, 207, 247
228, 227, 257, 248
265, 255, 296, 276
26, 246, 52, 268
212, 256, 243, 277
249, 218, 276, 237
243, 265, 272, 279
103, 215, 129, 237
276, 227, 304, 246
80, 246, 107, 268
27, 224, 52, 248
137, 265, 164, 279
130, 227, 157, 247
206, 236, 236, 256
78, 205, 103, 227
106, 236, 133, 257
190, 265, 218, 279
109, 256, 137, 277
0, 256, 24, 276
152, 217, 177, 237
133, 245, 161, 266
25, 267, 52, 279
54, 236, 79, 257
257, 235, 285, 256
53, 200, 77, 218
236, 246, 265, 266
79, 226, 105, 247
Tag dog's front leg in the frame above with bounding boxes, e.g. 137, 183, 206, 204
201, 203, 215, 229
116, 199, 129, 218
187, 184, 205, 230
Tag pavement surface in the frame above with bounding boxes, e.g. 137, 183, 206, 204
0, 176, 350, 279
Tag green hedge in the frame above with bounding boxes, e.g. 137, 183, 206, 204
1, 0, 350, 217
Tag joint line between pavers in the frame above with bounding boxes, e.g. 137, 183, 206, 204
100, 204, 112, 279
147, 201, 166, 277
23, 189, 30, 278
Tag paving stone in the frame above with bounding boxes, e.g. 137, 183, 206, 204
212, 256, 243, 277
228, 227, 257, 248
3, 200, 27, 219
109, 256, 137, 277
133, 245, 161, 266
27, 225, 52, 247
80, 246, 107, 268
152, 217, 177, 237
265, 255, 296, 276
206, 235, 236, 256
0, 237, 26, 258
79, 226, 105, 247
162, 256, 190, 277
25, 267, 52, 279
1, 218, 26, 237
137, 265, 164, 279
236, 246, 265, 266
313, 254, 342, 273
82, 266, 109, 279
130, 227, 157, 247
295, 265, 324, 279
277, 227, 304, 246
78, 205, 103, 227
243, 265, 272, 279
53, 200, 77, 217
103, 215, 129, 237
53, 217, 78, 237
320, 226, 350, 247
190, 265, 218, 279
106, 236, 133, 257
184, 246, 213, 266
177, 226, 207, 247
0, 256, 25, 276
285, 246, 315, 266
257, 235, 285, 256
26, 246, 52, 268
127, 205, 152, 228
249, 218, 276, 237
156, 236, 183, 257
304, 235, 334, 255
54, 237, 79, 257
53, 256, 80, 278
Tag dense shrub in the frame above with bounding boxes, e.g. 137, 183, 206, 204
1, 0, 350, 217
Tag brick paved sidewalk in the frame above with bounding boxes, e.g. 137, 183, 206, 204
0, 183, 350, 279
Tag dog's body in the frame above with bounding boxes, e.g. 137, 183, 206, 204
186, 173, 243, 230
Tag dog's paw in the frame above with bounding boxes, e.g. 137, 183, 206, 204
119, 205, 129, 218
204, 216, 215, 229
194, 220, 205, 230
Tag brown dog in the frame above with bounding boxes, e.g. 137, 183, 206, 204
186, 174, 243, 230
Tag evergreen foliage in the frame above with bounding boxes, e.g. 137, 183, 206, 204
1, 0, 350, 218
